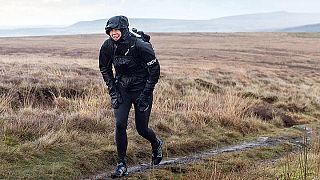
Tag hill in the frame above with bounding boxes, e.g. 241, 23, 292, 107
1, 11, 320, 36
280, 23, 320, 32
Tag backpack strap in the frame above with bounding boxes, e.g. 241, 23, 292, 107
129, 38, 148, 69
110, 37, 148, 69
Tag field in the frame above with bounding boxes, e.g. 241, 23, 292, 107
0, 33, 319, 179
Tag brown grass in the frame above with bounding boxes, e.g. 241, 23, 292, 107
0, 33, 319, 179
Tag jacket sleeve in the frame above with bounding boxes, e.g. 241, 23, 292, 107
99, 41, 117, 96
136, 40, 160, 96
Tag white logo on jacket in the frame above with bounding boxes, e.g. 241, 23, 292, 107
147, 59, 157, 66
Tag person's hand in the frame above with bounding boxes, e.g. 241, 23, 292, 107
136, 94, 150, 112
110, 91, 122, 109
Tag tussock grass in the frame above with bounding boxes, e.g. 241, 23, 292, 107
154, 79, 269, 134
0, 77, 272, 179
0, 93, 13, 114
132, 144, 294, 180
274, 130, 320, 179
0, 33, 319, 179
147, 128, 320, 180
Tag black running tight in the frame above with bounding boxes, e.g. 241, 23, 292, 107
114, 86, 159, 161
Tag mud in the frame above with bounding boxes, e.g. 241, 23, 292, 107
86, 125, 312, 180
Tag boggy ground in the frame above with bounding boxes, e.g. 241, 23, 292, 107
0, 33, 319, 179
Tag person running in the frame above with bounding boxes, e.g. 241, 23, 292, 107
99, 15, 163, 178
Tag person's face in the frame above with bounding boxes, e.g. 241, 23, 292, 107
110, 29, 121, 41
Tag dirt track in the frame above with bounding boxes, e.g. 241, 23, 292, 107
87, 125, 311, 180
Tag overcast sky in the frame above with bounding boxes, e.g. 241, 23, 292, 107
1, 0, 320, 28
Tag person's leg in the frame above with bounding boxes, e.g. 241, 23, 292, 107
114, 89, 132, 161
133, 94, 159, 149
133, 93, 164, 165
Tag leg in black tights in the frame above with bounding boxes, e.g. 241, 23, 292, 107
114, 90, 132, 161
114, 88, 159, 161
134, 94, 159, 150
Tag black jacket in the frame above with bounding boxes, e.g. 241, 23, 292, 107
99, 33, 160, 96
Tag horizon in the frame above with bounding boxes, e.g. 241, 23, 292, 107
1, 0, 320, 28
1, 11, 320, 30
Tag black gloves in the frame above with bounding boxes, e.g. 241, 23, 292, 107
136, 80, 155, 112
136, 93, 151, 112
110, 90, 122, 109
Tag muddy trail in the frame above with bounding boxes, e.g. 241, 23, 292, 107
85, 125, 312, 180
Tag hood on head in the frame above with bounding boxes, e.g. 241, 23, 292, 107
105, 15, 129, 36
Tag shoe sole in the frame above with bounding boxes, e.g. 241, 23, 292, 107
111, 172, 128, 178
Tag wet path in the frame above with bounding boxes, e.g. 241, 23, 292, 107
86, 125, 312, 180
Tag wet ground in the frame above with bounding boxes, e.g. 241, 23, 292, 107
86, 125, 312, 180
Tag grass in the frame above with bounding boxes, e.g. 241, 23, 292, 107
133, 127, 320, 179
131, 143, 295, 179
0, 33, 320, 179
289, 32, 320, 38
271, 128, 320, 180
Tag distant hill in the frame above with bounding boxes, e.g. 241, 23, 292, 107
66, 12, 320, 33
66, 18, 202, 33
1, 11, 320, 37
280, 23, 320, 32
209, 11, 320, 31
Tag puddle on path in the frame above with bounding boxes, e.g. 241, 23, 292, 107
87, 125, 312, 180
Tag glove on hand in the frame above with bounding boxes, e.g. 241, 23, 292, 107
136, 93, 151, 112
110, 91, 122, 109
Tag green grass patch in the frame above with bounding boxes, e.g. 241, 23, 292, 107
131, 143, 294, 179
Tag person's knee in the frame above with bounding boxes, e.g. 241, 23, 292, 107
116, 120, 128, 130
136, 126, 148, 137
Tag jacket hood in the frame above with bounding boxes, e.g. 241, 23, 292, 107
105, 16, 129, 35
105, 15, 131, 43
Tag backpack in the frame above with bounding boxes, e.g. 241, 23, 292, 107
131, 28, 151, 43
